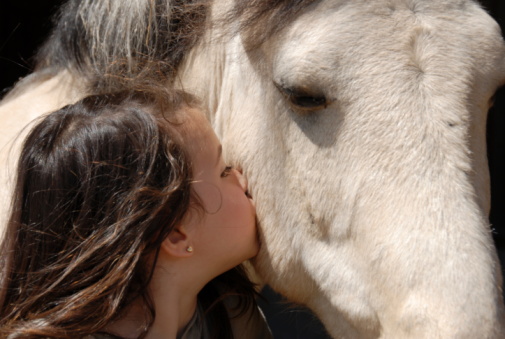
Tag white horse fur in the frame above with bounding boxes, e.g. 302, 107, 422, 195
1, 0, 505, 338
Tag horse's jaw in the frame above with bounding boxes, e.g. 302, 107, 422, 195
283, 205, 505, 339
247, 152, 505, 338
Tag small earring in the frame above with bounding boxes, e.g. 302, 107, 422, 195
186, 246, 193, 253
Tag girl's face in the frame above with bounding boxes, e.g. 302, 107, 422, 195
183, 108, 259, 276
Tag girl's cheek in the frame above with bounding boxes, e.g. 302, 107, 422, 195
193, 182, 223, 214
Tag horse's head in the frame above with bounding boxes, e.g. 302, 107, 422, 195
182, 0, 505, 337
5, 0, 502, 337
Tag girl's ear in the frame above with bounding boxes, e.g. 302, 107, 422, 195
161, 225, 194, 258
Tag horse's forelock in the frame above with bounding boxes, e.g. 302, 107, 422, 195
33, 0, 317, 92
224, 0, 318, 48
35, 0, 208, 92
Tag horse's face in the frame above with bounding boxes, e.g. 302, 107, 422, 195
193, 0, 505, 337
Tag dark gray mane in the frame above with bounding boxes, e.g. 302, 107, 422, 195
34, 0, 316, 92
35, 0, 207, 92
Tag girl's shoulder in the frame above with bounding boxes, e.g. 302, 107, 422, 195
83, 297, 273, 339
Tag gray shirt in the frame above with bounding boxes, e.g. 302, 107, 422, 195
84, 298, 272, 339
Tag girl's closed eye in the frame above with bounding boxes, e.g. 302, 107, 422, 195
221, 166, 233, 177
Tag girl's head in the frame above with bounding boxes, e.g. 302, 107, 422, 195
176, 107, 258, 278
0, 88, 258, 338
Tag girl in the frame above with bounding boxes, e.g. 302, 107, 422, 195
0, 87, 272, 339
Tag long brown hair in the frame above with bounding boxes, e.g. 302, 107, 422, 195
0, 88, 256, 339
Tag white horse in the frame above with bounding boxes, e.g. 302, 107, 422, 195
1, 0, 505, 338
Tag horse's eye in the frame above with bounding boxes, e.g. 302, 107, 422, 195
274, 82, 329, 111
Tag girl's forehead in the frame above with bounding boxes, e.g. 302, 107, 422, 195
177, 107, 211, 132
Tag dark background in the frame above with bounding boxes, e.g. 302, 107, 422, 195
1, 1, 503, 338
